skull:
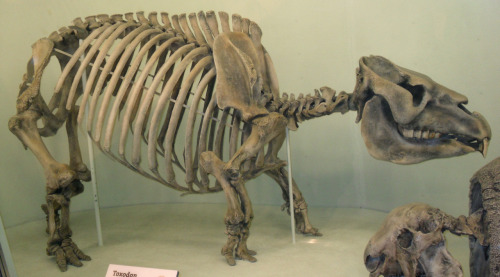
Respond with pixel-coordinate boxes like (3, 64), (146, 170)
(352, 56), (491, 164)
(364, 203), (473, 277)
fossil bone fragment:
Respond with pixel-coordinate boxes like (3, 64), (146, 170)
(469, 157), (500, 277)
(364, 203), (480, 277)
(8, 11), (491, 271)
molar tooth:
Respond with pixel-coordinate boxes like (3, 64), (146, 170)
(429, 131), (436, 139)
(414, 130), (421, 139)
(435, 133), (441, 138)
(422, 130), (429, 139)
(403, 129), (413, 138)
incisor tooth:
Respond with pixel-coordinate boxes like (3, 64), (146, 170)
(480, 138), (489, 157)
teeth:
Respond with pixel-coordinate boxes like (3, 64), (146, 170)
(400, 128), (444, 140)
(403, 129), (414, 138)
(414, 130), (422, 139)
(422, 130), (429, 139)
(399, 127), (488, 157)
(480, 138), (489, 157)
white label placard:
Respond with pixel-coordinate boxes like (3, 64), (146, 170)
(105, 264), (178, 277)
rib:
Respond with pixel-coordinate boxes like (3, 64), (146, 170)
(197, 92), (218, 187)
(54, 24), (108, 95)
(93, 28), (162, 144)
(128, 43), (195, 167)
(66, 22), (117, 112)
(103, 34), (176, 152)
(184, 67), (216, 188)
(145, 46), (209, 181)
(88, 24), (150, 142)
(229, 111), (241, 158)
(163, 56), (213, 188)
(83, 21), (139, 133)
(75, 21), (137, 123)
(214, 108), (230, 160)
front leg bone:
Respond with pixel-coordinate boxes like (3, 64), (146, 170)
(46, 182), (90, 272)
(199, 151), (245, 266)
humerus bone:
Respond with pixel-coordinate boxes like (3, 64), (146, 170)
(8, 11), (491, 271)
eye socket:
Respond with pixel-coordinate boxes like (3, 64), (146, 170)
(400, 83), (425, 107)
(397, 228), (414, 249)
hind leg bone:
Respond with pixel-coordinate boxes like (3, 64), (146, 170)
(200, 151), (250, 266)
(266, 167), (322, 236)
(201, 112), (287, 265)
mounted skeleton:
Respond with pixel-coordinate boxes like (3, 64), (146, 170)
(8, 11), (491, 271)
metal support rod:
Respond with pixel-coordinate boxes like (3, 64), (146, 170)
(80, 40), (103, 247)
(286, 127), (296, 244)
(86, 103), (104, 247)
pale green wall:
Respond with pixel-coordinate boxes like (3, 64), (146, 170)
(1, 0), (499, 228)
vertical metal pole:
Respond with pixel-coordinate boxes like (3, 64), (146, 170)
(80, 40), (103, 246)
(285, 128), (296, 244)
(85, 108), (104, 246)
(0, 215), (17, 277)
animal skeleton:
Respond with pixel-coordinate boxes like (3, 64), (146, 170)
(8, 11), (491, 271)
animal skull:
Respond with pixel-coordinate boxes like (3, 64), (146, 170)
(364, 203), (475, 277)
(352, 56), (491, 164)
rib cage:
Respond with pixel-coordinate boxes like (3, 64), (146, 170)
(51, 11), (262, 194)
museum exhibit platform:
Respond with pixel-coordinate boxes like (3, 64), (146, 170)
(5, 203), (469, 276)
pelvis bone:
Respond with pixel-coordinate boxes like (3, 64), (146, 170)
(364, 203), (479, 277)
(352, 56), (491, 164)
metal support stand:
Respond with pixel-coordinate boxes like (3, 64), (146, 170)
(80, 41), (103, 247)
(285, 127), (296, 244)
(85, 105), (104, 247)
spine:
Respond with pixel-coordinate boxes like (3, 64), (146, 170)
(268, 87), (353, 129)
